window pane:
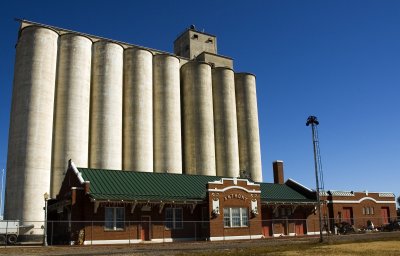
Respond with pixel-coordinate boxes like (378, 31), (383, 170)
(232, 208), (240, 227)
(105, 207), (114, 230)
(165, 208), (173, 229)
(175, 208), (183, 229)
(241, 208), (248, 226)
(116, 208), (124, 229)
(224, 208), (230, 227)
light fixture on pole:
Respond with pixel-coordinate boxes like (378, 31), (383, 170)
(306, 115), (324, 243)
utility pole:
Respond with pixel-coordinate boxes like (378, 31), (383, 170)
(306, 116), (323, 242)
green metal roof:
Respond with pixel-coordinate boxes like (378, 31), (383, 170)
(80, 168), (221, 201)
(78, 168), (315, 203)
(259, 183), (315, 203)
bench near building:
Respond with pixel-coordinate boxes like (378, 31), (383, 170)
(49, 161), (396, 245)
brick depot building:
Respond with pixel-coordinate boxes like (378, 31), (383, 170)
(321, 190), (396, 229)
(49, 161), (396, 245)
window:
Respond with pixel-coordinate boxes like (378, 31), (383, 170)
(165, 208), (183, 229)
(366, 207), (370, 215)
(105, 207), (124, 231)
(224, 207), (248, 227)
(362, 207), (366, 215)
(192, 34), (198, 39)
(370, 207), (374, 215)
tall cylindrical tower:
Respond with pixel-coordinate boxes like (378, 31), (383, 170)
(90, 41), (123, 170)
(123, 48), (153, 172)
(153, 54), (182, 173)
(5, 26), (59, 225)
(181, 61), (216, 176)
(51, 34), (92, 197)
(235, 73), (262, 182)
(212, 67), (240, 177)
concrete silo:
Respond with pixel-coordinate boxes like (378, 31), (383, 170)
(5, 26), (58, 227)
(123, 48), (153, 172)
(212, 67), (240, 177)
(235, 73), (262, 182)
(153, 54), (182, 173)
(51, 34), (92, 197)
(90, 41), (123, 170)
(181, 61), (216, 176)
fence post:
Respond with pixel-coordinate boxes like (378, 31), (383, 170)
(194, 221), (197, 241)
(128, 221), (131, 246)
(271, 220), (274, 237)
(249, 220), (251, 240)
(91, 221), (93, 246)
(5, 220), (8, 248)
(50, 221), (54, 245)
(223, 222), (225, 242)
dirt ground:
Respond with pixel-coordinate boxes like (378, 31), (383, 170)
(1, 232), (399, 256)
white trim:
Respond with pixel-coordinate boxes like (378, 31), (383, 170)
(329, 190), (355, 197)
(379, 193), (395, 197)
(286, 178), (313, 192)
(151, 237), (195, 243)
(208, 186), (261, 193)
(83, 238), (196, 245)
(208, 178), (260, 187)
(306, 231), (328, 235)
(83, 239), (142, 245)
(271, 233), (296, 237)
(328, 197), (396, 204)
(209, 235), (263, 241)
(71, 162), (85, 184)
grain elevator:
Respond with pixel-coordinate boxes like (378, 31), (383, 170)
(5, 21), (262, 236)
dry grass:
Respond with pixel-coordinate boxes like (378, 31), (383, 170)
(2, 233), (400, 255)
(177, 239), (400, 256)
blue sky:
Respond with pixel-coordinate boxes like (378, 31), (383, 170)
(1, 0), (399, 211)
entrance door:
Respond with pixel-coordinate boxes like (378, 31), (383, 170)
(295, 220), (304, 235)
(342, 207), (353, 224)
(381, 207), (390, 224)
(262, 225), (270, 237)
(141, 216), (151, 241)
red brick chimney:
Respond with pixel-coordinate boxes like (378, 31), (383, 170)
(273, 160), (284, 184)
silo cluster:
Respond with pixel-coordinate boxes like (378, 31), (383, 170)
(5, 23), (263, 227)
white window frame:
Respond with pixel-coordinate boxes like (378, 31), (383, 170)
(165, 208), (183, 230)
(104, 207), (125, 231)
(223, 207), (248, 228)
